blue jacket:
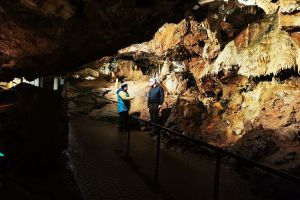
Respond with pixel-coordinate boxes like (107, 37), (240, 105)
(117, 88), (131, 113)
(148, 86), (164, 107)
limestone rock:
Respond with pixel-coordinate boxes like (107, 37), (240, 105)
(225, 81), (300, 140)
(212, 17), (300, 77)
(160, 59), (171, 80)
(148, 20), (189, 55)
(279, 0), (300, 13)
(279, 12), (300, 30)
(278, 0), (300, 29)
(113, 60), (145, 81)
(255, 0), (279, 15)
(119, 19), (206, 58)
(232, 128), (279, 160)
(237, 0), (278, 14)
(69, 68), (99, 79)
(202, 20), (221, 62)
(164, 72), (187, 95)
(113, 60), (134, 79)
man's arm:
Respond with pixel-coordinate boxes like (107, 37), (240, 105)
(119, 91), (134, 100)
(159, 87), (164, 107)
(147, 89), (151, 108)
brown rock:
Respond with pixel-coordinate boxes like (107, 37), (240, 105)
(231, 128), (279, 161)
(290, 32), (300, 46)
(148, 20), (189, 55)
(234, 23), (260, 51)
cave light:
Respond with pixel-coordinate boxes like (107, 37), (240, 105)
(22, 78), (40, 87)
(53, 77), (59, 90)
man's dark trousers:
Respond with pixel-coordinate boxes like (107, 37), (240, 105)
(149, 103), (160, 135)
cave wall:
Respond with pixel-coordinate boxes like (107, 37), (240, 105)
(63, 0), (300, 173)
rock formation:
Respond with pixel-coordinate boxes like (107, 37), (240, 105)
(62, 0), (300, 176)
(0, 0), (197, 81)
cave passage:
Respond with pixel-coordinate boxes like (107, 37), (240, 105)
(68, 116), (266, 200)
(1, 0), (300, 199)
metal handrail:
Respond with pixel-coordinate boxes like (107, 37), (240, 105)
(130, 115), (300, 184)
(127, 115), (300, 200)
(102, 97), (300, 199)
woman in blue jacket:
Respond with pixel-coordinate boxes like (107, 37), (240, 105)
(117, 83), (134, 131)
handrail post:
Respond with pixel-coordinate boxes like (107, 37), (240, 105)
(213, 150), (221, 200)
(154, 128), (161, 184)
(129, 116), (300, 189)
(126, 119), (131, 158)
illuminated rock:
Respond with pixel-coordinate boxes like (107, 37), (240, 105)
(278, 0), (300, 29)
(164, 72), (187, 95)
(279, 0), (300, 13)
(69, 68), (99, 80)
(279, 12), (300, 29)
(211, 17), (300, 77)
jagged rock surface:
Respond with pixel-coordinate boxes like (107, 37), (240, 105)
(0, 0), (196, 81)
(63, 1), (300, 175)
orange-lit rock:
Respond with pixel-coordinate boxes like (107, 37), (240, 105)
(57, 0), (300, 176)
(234, 23), (260, 51)
(290, 32), (300, 46)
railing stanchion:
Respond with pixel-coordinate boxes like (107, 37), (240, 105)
(213, 150), (221, 200)
(126, 121), (131, 158)
(128, 115), (300, 194)
(154, 129), (161, 184)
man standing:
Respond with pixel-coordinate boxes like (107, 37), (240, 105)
(117, 82), (134, 131)
(148, 78), (164, 134)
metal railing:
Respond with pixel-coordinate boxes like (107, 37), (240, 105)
(100, 97), (300, 199)
(127, 115), (300, 200)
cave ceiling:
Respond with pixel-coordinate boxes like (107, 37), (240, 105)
(0, 0), (196, 80)
(0, 0), (300, 81)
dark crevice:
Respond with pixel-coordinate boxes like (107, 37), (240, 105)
(276, 67), (300, 81)
(252, 67), (300, 83)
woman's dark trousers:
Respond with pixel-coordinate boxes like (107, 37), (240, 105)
(119, 111), (129, 131)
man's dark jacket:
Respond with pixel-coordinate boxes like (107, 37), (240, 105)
(148, 86), (164, 107)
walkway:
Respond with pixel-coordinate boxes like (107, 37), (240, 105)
(68, 116), (267, 200)
(68, 117), (157, 200)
